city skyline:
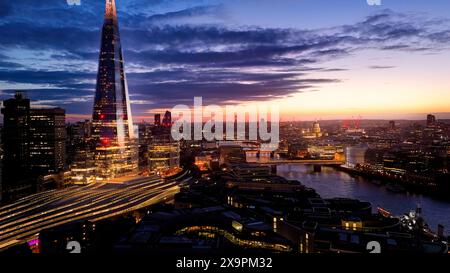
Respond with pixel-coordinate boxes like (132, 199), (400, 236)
(1, 0), (450, 122)
(0, 1), (449, 256)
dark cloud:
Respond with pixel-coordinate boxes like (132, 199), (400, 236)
(0, 23), (99, 52)
(121, 26), (295, 50)
(0, 61), (23, 69)
(381, 45), (409, 50)
(0, 70), (94, 86)
(368, 65), (395, 69)
(125, 46), (317, 66)
(144, 5), (224, 23)
(362, 12), (391, 24)
(123, 69), (339, 107)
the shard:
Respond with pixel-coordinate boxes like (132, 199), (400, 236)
(92, 0), (137, 179)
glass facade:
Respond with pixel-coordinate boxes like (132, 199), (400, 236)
(92, 0), (137, 179)
(148, 142), (180, 175)
(29, 108), (66, 174)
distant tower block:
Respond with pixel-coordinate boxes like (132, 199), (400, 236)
(154, 114), (161, 126)
(162, 111), (172, 127)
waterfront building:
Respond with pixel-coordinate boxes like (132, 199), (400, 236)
(307, 144), (344, 160)
(288, 143), (309, 159)
(345, 144), (369, 168)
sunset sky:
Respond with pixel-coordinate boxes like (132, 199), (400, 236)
(1, 0), (450, 121)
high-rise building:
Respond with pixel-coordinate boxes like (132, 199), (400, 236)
(137, 123), (153, 170)
(138, 123), (153, 145)
(427, 114), (436, 127)
(67, 120), (92, 146)
(66, 120), (93, 165)
(1, 93), (67, 201)
(91, 0), (137, 179)
(1, 92), (32, 200)
(162, 111), (172, 127)
(154, 114), (161, 126)
(148, 134), (180, 176)
(70, 149), (96, 185)
(1, 92), (30, 173)
(29, 108), (66, 174)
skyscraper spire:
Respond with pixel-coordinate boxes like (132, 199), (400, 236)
(92, 0), (137, 179)
(105, 0), (117, 21)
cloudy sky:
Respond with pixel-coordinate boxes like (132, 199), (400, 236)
(1, 0), (450, 121)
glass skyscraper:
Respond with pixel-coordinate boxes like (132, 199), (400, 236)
(92, 0), (137, 179)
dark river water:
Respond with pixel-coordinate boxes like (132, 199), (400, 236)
(277, 164), (450, 234)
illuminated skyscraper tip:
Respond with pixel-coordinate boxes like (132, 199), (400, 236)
(92, 0), (137, 179)
(105, 0), (117, 20)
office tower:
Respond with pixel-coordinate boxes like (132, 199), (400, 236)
(138, 123), (153, 145)
(427, 114), (436, 127)
(29, 108), (66, 174)
(154, 114), (161, 126)
(1, 93), (66, 200)
(91, 0), (137, 179)
(162, 111), (172, 127)
(70, 149), (96, 185)
(1, 92), (32, 200)
(1, 92), (30, 172)
(148, 134), (180, 176)
(66, 120), (93, 165)
(67, 120), (92, 146)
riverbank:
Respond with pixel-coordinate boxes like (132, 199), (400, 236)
(276, 164), (450, 234)
(334, 165), (450, 201)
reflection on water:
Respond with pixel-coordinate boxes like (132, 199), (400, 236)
(277, 164), (450, 233)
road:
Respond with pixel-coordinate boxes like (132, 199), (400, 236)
(0, 172), (190, 250)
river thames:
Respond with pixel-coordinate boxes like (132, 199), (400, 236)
(277, 164), (450, 234)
